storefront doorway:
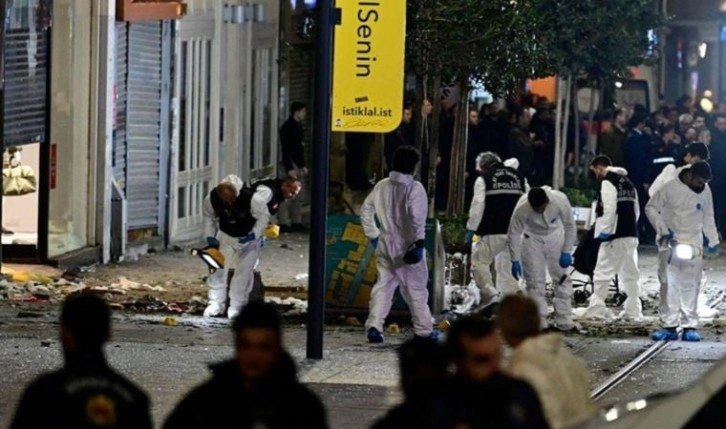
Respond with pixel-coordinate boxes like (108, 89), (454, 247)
(1, 0), (52, 263)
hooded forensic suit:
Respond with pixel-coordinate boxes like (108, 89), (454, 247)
(508, 188), (577, 329)
(202, 176), (285, 319)
(646, 173), (719, 329)
(506, 334), (595, 429)
(585, 167), (642, 320)
(650, 163), (689, 320)
(361, 171), (433, 337)
(467, 159), (527, 303)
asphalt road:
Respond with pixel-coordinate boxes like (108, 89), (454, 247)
(1, 305), (725, 429)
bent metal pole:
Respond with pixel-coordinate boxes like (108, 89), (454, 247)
(307, 0), (333, 360)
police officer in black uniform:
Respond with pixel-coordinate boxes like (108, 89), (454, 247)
(466, 152), (527, 306)
(203, 176), (302, 319)
(584, 155), (643, 321)
(11, 295), (152, 429)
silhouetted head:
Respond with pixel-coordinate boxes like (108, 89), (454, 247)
(681, 161), (712, 194)
(398, 337), (449, 400)
(216, 182), (238, 206)
(281, 177), (302, 200)
(392, 145), (420, 175)
(496, 295), (541, 348)
(232, 302), (283, 381)
(447, 316), (500, 383)
(589, 155), (612, 180)
(290, 102), (307, 121)
(61, 294), (111, 354)
(527, 187), (550, 214)
(684, 143), (710, 164)
(475, 152), (501, 174)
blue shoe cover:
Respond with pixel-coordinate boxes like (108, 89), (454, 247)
(682, 329), (701, 342)
(367, 327), (384, 343)
(651, 328), (678, 341)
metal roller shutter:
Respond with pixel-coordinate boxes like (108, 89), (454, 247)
(114, 22), (128, 188)
(126, 22), (163, 229)
(4, 27), (49, 146)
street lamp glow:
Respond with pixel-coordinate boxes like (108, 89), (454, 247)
(615, 81), (623, 88)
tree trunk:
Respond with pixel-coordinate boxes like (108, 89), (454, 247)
(573, 80), (581, 187)
(559, 75), (572, 189)
(554, 77), (564, 190)
(428, 72), (442, 217)
(446, 80), (469, 216)
(585, 84), (599, 167)
(415, 74), (425, 154)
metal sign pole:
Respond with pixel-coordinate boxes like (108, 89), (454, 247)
(306, 0), (333, 360)
(0, 0), (6, 271)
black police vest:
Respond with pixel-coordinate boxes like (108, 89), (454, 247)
(595, 171), (638, 241)
(210, 179), (285, 238)
(476, 164), (526, 236)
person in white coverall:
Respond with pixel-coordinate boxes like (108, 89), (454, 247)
(466, 153), (528, 305)
(362, 146), (433, 343)
(203, 175), (301, 319)
(648, 143), (711, 322)
(507, 187), (577, 331)
(584, 156), (642, 321)
(646, 162), (720, 342)
(498, 295), (595, 429)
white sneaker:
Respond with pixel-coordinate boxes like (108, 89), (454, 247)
(203, 302), (226, 318)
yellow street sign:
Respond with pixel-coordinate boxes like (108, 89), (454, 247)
(331, 0), (406, 133)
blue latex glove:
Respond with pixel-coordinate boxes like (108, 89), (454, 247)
(403, 246), (425, 265)
(511, 261), (522, 280)
(206, 236), (220, 249)
(465, 230), (475, 246)
(559, 252), (573, 268)
(259, 237), (267, 248)
(707, 246), (719, 257)
(597, 232), (611, 241)
(239, 233), (256, 245)
(370, 237), (379, 249)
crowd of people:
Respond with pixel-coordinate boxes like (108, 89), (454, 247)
(385, 93), (726, 246)
(11, 294), (596, 429)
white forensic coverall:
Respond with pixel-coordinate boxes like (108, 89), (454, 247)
(508, 188), (577, 329)
(202, 175), (273, 319)
(467, 159), (528, 303)
(649, 163), (689, 320)
(362, 171), (433, 337)
(586, 167), (642, 320)
(506, 334), (595, 429)
(646, 176), (719, 329)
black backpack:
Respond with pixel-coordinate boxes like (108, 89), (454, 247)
(573, 227), (601, 277)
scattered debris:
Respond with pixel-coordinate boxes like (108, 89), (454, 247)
(386, 323), (400, 334)
(40, 340), (52, 347)
(163, 317), (179, 326)
(294, 273), (309, 281)
(17, 311), (43, 318)
(445, 282), (481, 315)
(344, 316), (361, 326)
(265, 296), (308, 315)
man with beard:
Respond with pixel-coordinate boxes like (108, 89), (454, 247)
(646, 162), (720, 342)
